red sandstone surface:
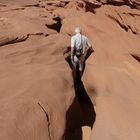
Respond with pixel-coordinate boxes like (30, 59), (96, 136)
(0, 0), (140, 140)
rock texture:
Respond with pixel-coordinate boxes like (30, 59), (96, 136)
(0, 0), (140, 140)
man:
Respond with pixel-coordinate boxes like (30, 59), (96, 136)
(71, 27), (93, 78)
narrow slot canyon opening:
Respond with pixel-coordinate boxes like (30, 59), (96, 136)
(45, 16), (62, 33)
(63, 47), (96, 140)
(53, 16), (62, 33)
(84, 1), (97, 14)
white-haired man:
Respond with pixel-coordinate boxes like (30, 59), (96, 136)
(71, 27), (93, 77)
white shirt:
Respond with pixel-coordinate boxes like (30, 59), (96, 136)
(71, 33), (91, 53)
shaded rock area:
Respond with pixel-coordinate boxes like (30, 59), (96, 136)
(0, 0), (140, 140)
(131, 54), (140, 62)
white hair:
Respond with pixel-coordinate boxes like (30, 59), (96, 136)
(75, 27), (81, 34)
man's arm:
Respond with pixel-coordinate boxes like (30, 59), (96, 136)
(87, 38), (92, 48)
(71, 37), (75, 61)
(83, 38), (92, 56)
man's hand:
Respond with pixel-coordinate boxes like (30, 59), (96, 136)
(89, 46), (94, 53)
(71, 54), (74, 62)
(71, 47), (74, 62)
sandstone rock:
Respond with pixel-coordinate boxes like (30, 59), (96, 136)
(0, 34), (28, 47)
(0, 0), (140, 140)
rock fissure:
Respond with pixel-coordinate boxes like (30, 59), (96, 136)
(45, 16), (62, 33)
(38, 102), (52, 140)
(0, 4), (6, 7)
(0, 7), (25, 12)
(65, 70), (96, 140)
(0, 32), (47, 47)
(22, 4), (40, 7)
(74, 70), (96, 126)
(64, 49), (96, 140)
(0, 35), (29, 47)
(122, 12), (140, 17)
(84, 0), (100, 14)
(101, 0), (139, 9)
(131, 54), (140, 62)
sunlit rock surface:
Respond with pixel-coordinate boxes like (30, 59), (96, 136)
(0, 0), (140, 140)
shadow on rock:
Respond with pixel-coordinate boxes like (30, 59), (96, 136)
(63, 46), (95, 140)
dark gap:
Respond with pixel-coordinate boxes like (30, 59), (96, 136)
(131, 54), (140, 63)
(106, 0), (126, 6)
(28, 32), (44, 36)
(53, 16), (62, 33)
(45, 16), (62, 33)
(47, 1), (70, 8)
(107, 14), (138, 35)
(0, 36), (29, 47)
(64, 1), (70, 7)
(128, 25), (138, 35)
(127, 1), (138, 9)
(64, 47), (95, 140)
(38, 102), (52, 140)
(0, 4), (7, 7)
(11, 7), (25, 11)
(102, 0), (138, 9)
(122, 12), (140, 17)
(74, 67), (96, 128)
(84, 1), (97, 14)
(47, 3), (53, 6)
(107, 14), (128, 32)
(22, 4), (40, 7)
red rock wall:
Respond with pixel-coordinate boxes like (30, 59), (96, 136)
(0, 0), (140, 140)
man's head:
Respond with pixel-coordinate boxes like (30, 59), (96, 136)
(75, 27), (81, 34)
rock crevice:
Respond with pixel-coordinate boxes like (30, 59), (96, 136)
(38, 102), (52, 140)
